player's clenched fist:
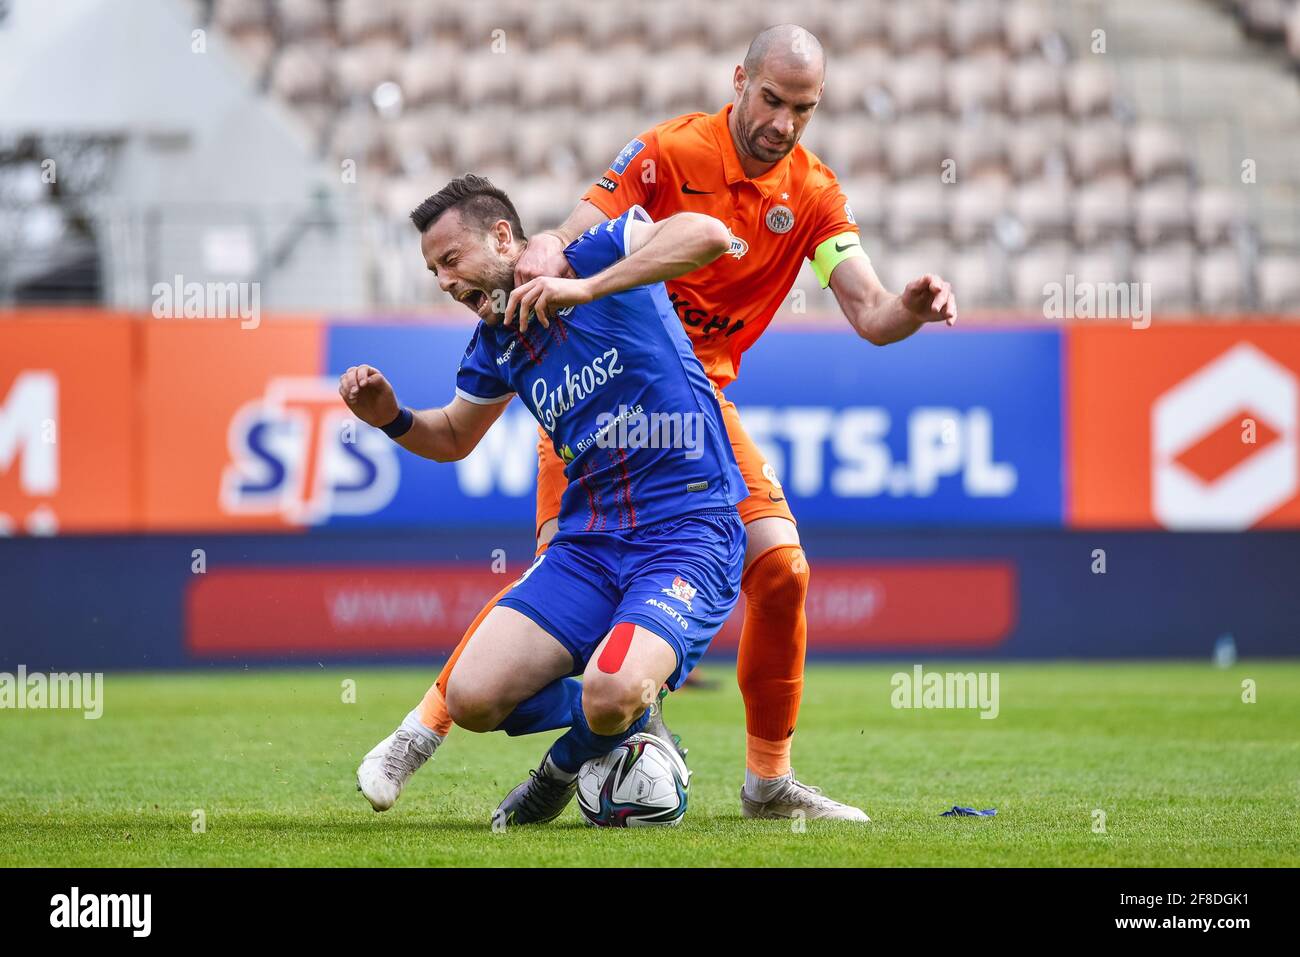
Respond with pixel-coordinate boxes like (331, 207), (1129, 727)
(901, 273), (958, 326)
(338, 364), (400, 428)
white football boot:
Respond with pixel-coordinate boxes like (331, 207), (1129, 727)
(356, 727), (440, 812)
(741, 771), (870, 822)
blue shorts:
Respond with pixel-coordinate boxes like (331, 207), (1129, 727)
(497, 508), (745, 689)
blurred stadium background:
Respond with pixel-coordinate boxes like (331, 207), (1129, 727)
(1, 0), (1298, 669)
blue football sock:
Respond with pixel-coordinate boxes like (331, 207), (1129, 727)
(494, 677), (583, 737)
(548, 697), (650, 775)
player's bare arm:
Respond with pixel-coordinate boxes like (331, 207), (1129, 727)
(513, 199), (609, 285)
(828, 254), (958, 347)
(506, 212), (731, 331)
(338, 364), (510, 462)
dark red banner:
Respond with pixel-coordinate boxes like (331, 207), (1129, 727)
(186, 561), (1016, 658)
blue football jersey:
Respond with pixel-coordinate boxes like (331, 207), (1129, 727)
(455, 207), (745, 532)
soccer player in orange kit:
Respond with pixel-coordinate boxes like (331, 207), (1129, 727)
(358, 24), (956, 820)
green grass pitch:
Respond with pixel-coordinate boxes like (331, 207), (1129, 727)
(2, 662), (1297, 867)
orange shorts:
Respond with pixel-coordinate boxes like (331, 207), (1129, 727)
(533, 388), (795, 537)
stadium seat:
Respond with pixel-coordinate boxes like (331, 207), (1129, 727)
(885, 52), (948, 115)
(1134, 243), (1198, 311)
(1010, 242), (1072, 311)
(1064, 61), (1115, 119)
(1009, 115), (1068, 181)
(1289, 4), (1300, 63)
(274, 0), (333, 44)
(1197, 247), (1250, 312)
(387, 108), (451, 172)
(822, 117), (887, 176)
(946, 52), (1009, 115)
(518, 44), (585, 110)
(1256, 251), (1300, 310)
(822, 48), (891, 115)
(1193, 186), (1247, 247)
(579, 45), (647, 110)
(337, 0), (401, 46)
(1014, 176), (1073, 243)
(1067, 116), (1128, 183)
(840, 175), (889, 232)
(400, 42), (463, 109)
(1071, 241), (1134, 289)
(641, 51), (709, 113)
(949, 115), (1011, 181)
(887, 0), (950, 56)
(948, 243), (1006, 308)
(213, 0), (271, 33)
(1128, 122), (1192, 184)
(951, 173), (1012, 244)
(449, 109), (517, 170)
(886, 115), (949, 179)
(821, 0), (887, 55)
(1007, 58), (1066, 117)
(886, 177), (949, 244)
(949, 0), (1005, 56)
(879, 240), (953, 295)
(1003, 0), (1053, 57)
(269, 42), (334, 105)
(1135, 180), (1195, 246)
(334, 40), (402, 103)
(458, 50), (519, 108)
(1073, 179), (1134, 245)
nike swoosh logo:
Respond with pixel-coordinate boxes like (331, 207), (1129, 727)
(835, 240), (860, 253)
(768, 491), (786, 503)
(681, 182), (713, 194)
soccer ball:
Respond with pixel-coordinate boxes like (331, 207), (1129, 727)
(576, 733), (691, 827)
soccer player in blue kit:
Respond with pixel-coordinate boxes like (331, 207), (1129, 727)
(340, 174), (746, 826)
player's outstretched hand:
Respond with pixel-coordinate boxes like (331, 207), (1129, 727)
(506, 276), (593, 333)
(338, 364), (400, 428)
(513, 231), (569, 286)
(901, 274), (958, 326)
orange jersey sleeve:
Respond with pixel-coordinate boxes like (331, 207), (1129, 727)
(579, 127), (665, 219)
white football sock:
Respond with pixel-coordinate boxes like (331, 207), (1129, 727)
(744, 768), (790, 798)
(400, 709), (442, 746)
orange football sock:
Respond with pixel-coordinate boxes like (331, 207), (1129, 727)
(417, 580), (515, 737)
(736, 543), (810, 778)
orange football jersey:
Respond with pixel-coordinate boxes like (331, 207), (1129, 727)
(579, 104), (861, 388)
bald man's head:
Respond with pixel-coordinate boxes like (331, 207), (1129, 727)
(730, 24), (826, 168)
(743, 24), (826, 82)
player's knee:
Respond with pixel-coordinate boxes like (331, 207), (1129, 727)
(743, 545), (810, 609)
(444, 679), (501, 733)
(581, 674), (645, 736)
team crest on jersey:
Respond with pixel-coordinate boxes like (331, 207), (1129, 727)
(727, 232), (749, 260)
(766, 204), (795, 234)
(662, 576), (697, 611)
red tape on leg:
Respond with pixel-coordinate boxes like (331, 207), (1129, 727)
(597, 622), (637, 674)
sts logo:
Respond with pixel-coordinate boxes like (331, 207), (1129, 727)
(220, 377), (400, 525)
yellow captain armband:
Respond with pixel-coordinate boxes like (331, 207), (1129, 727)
(810, 232), (869, 288)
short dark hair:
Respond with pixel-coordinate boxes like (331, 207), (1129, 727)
(409, 173), (526, 240)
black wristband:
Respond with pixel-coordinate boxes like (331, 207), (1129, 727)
(380, 407), (414, 439)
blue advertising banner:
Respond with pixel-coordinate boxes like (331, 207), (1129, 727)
(325, 323), (1063, 529)
(723, 326), (1064, 525)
